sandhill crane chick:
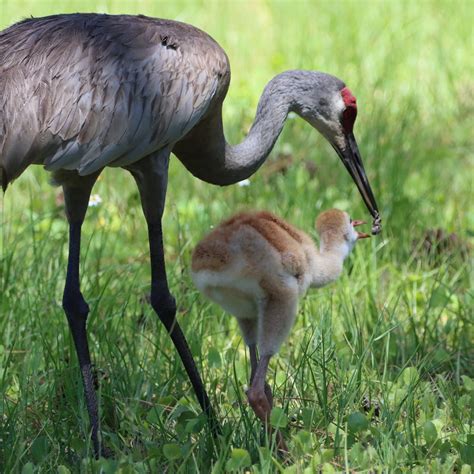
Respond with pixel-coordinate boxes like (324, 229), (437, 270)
(191, 209), (369, 430)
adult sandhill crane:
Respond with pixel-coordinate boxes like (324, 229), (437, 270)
(0, 13), (381, 456)
(191, 209), (370, 451)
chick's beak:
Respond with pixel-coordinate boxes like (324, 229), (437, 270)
(352, 219), (370, 239)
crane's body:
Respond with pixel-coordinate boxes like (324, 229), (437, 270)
(0, 13), (230, 188)
(0, 13), (381, 457)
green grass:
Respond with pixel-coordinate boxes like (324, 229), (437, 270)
(1, 0), (473, 472)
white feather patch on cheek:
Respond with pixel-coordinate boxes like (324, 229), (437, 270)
(332, 93), (347, 118)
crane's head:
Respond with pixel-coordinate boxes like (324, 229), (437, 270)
(289, 71), (381, 234)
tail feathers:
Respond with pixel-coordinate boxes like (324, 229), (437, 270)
(0, 166), (8, 192)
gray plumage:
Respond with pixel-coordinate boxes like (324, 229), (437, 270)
(0, 13), (229, 186)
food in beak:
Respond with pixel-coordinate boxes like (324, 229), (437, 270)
(371, 214), (382, 235)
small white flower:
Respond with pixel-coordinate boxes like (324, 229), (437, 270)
(288, 112), (297, 120)
(88, 194), (102, 207)
(237, 179), (251, 187)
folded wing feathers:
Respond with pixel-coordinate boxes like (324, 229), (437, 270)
(0, 67), (40, 175)
(1, 14), (226, 178)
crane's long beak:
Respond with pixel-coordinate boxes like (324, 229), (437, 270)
(334, 132), (382, 234)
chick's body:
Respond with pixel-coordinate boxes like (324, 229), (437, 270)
(191, 208), (367, 449)
(192, 209), (356, 355)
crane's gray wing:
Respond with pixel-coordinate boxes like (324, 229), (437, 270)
(0, 14), (228, 178)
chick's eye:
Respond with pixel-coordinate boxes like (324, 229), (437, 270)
(350, 218), (353, 224)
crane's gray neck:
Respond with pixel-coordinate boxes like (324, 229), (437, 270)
(173, 73), (295, 185)
(222, 76), (291, 182)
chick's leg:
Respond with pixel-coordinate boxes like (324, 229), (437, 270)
(246, 353), (272, 423)
(248, 344), (273, 408)
(250, 295), (298, 453)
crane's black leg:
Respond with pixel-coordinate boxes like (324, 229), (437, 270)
(128, 154), (219, 435)
(60, 171), (105, 458)
(147, 221), (219, 434)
